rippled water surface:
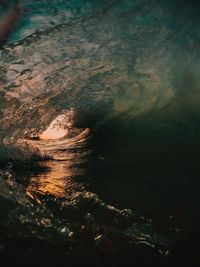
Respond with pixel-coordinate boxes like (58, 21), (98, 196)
(0, 0), (200, 266)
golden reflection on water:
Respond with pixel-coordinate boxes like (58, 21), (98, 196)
(25, 109), (91, 198)
(27, 160), (85, 198)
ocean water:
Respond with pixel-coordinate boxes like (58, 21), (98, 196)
(0, 0), (200, 266)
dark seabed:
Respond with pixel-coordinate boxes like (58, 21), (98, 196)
(0, 0), (200, 266)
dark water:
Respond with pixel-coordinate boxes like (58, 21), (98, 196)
(0, 0), (200, 266)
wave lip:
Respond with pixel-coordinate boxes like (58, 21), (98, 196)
(17, 109), (92, 161)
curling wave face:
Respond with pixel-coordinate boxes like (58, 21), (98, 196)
(0, 0), (199, 141)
